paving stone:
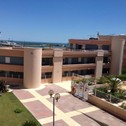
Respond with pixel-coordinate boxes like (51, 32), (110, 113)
(13, 83), (126, 126)
(23, 100), (52, 119)
(13, 89), (34, 100)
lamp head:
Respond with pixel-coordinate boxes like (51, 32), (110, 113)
(48, 90), (54, 98)
(55, 93), (60, 102)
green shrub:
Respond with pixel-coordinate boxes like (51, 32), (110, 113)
(96, 76), (109, 84)
(95, 90), (107, 98)
(22, 120), (39, 126)
(96, 87), (108, 93)
(87, 77), (95, 85)
(0, 80), (6, 93)
(116, 74), (126, 81)
(74, 77), (95, 85)
(14, 108), (23, 113)
(114, 89), (126, 100)
(121, 69), (126, 74)
(74, 79), (81, 84)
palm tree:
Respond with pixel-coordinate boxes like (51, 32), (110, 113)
(107, 76), (121, 94)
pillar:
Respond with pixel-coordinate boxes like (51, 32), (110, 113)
(95, 50), (104, 78)
(110, 38), (125, 75)
(24, 48), (42, 88)
(53, 49), (63, 83)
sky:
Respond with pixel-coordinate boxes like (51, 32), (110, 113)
(0, 0), (126, 43)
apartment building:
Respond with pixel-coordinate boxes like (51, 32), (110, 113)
(0, 35), (125, 88)
(98, 34), (126, 69)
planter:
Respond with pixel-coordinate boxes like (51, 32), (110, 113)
(88, 94), (126, 121)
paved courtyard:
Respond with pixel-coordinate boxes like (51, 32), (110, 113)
(13, 81), (126, 126)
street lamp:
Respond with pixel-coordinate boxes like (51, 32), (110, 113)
(48, 90), (60, 126)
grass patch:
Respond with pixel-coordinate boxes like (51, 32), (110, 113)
(0, 92), (41, 126)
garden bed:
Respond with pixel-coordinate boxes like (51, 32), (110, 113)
(88, 94), (126, 121)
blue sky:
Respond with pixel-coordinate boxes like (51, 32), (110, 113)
(0, 0), (126, 43)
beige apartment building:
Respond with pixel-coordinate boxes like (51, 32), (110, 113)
(98, 34), (126, 69)
(0, 34), (125, 88)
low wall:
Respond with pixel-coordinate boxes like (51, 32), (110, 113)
(88, 95), (126, 121)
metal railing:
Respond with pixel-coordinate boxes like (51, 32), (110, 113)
(94, 89), (123, 104)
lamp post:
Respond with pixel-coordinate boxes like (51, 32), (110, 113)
(48, 90), (60, 126)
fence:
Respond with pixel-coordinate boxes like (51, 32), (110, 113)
(71, 75), (124, 104)
(94, 89), (123, 104)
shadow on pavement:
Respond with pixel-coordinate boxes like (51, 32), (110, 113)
(78, 111), (109, 126)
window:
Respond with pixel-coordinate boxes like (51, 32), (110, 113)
(78, 58), (81, 63)
(86, 69), (95, 75)
(0, 56), (5, 64)
(102, 45), (110, 50)
(71, 70), (78, 75)
(103, 57), (108, 63)
(63, 58), (69, 64)
(85, 44), (98, 50)
(0, 56), (23, 65)
(63, 69), (95, 77)
(102, 68), (109, 74)
(62, 71), (72, 77)
(82, 57), (95, 64)
(10, 57), (23, 65)
(41, 72), (52, 78)
(42, 58), (53, 66)
(76, 70), (94, 76)
(62, 71), (68, 77)
(103, 57), (111, 63)
(76, 44), (82, 50)
(0, 71), (23, 78)
(72, 58), (78, 64)
(87, 57), (95, 63)
(62, 71), (78, 77)
(5, 57), (10, 63)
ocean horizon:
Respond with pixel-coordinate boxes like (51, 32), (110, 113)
(0, 39), (68, 48)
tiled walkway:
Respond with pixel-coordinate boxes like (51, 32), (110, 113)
(13, 81), (126, 126)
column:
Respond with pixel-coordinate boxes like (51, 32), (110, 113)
(110, 38), (125, 75)
(53, 49), (63, 83)
(24, 48), (42, 88)
(95, 50), (104, 78)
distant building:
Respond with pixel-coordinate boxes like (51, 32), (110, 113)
(0, 34), (125, 88)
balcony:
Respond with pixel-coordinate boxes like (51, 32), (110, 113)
(0, 64), (23, 72)
(42, 66), (53, 72)
(62, 63), (96, 71)
(42, 50), (54, 57)
(63, 50), (97, 57)
(0, 77), (23, 85)
(0, 49), (24, 57)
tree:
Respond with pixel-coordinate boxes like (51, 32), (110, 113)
(107, 76), (121, 94)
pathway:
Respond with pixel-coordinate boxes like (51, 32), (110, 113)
(13, 81), (126, 126)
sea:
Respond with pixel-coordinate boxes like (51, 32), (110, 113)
(0, 40), (68, 48)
